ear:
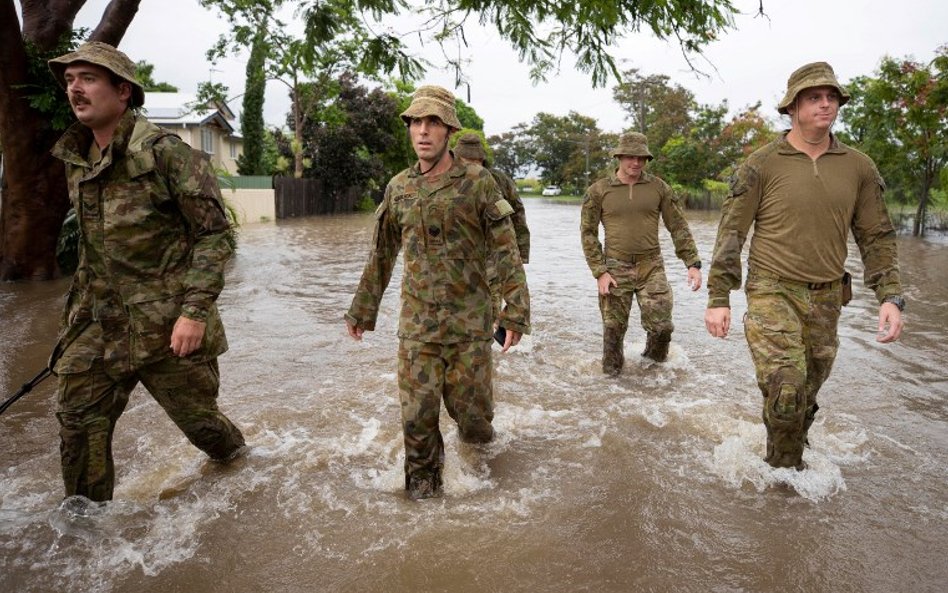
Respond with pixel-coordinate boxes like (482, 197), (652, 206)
(118, 81), (133, 104)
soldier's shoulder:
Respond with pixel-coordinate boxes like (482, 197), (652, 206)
(836, 139), (879, 169)
(743, 137), (784, 167)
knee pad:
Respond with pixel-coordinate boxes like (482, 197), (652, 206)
(764, 368), (806, 430)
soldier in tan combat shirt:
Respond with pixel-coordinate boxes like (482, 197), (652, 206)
(580, 133), (702, 375)
(345, 86), (530, 500)
(705, 62), (905, 471)
(47, 42), (245, 503)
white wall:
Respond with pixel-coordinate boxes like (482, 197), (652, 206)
(222, 188), (274, 225)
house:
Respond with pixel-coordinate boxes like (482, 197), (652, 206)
(143, 92), (243, 174)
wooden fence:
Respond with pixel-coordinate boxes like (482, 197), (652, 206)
(274, 177), (362, 219)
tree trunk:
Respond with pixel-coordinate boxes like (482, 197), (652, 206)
(0, 0), (141, 280)
(914, 167), (932, 238)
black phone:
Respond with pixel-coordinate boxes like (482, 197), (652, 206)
(493, 326), (507, 347)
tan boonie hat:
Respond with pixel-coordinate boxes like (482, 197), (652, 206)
(454, 133), (487, 162)
(611, 132), (653, 160)
(776, 61), (850, 115)
(400, 85), (462, 129)
(49, 41), (145, 108)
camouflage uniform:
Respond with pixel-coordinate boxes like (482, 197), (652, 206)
(708, 65), (902, 468)
(581, 151), (700, 373)
(48, 44), (244, 501)
(346, 158), (530, 495)
(454, 133), (531, 320)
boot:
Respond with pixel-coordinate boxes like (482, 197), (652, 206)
(602, 326), (625, 376)
(642, 331), (672, 362)
(406, 469), (443, 500)
(802, 404), (819, 447)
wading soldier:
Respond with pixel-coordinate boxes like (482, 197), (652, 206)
(580, 133), (702, 375)
(345, 86), (530, 500)
(454, 132), (530, 321)
(704, 62), (904, 470)
(48, 42), (246, 502)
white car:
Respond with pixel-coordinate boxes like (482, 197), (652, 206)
(541, 185), (562, 196)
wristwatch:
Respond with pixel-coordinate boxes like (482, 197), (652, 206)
(688, 261), (702, 270)
(883, 295), (905, 312)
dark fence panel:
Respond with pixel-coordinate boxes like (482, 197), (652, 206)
(274, 178), (364, 218)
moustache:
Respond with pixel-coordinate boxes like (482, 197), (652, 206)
(70, 95), (89, 107)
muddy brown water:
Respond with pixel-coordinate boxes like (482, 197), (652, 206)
(1, 202), (945, 592)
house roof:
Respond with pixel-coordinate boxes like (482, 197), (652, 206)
(143, 92), (240, 136)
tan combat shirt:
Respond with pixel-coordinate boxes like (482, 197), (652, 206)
(707, 134), (902, 307)
(580, 170), (700, 279)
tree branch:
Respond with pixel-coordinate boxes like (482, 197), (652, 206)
(90, 0), (143, 46)
(21, 0), (85, 48)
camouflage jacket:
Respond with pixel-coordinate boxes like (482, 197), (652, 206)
(345, 160), (530, 343)
(489, 169), (530, 263)
(581, 170), (699, 279)
(50, 110), (232, 374)
(707, 134), (902, 308)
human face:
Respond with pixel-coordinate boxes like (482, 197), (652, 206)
(788, 85), (840, 132)
(409, 116), (452, 165)
(617, 155), (648, 181)
(64, 62), (131, 133)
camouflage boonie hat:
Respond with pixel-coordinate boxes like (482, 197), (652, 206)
(49, 41), (145, 108)
(776, 61), (850, 115)
(454, 133), (487, 162)
(400, 85), (462, 129)
(611, 132), (653, 160)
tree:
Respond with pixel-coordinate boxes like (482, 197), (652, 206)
(275, 71), (400, 203)
(612, 68), (696, 155)
(135, 60), (178, 92)
(2, 0), (740, 280)
(518, 111), (611, 191)
(840, 47), (948, 236)
(236, 30), (268, 175)
(488, 130), (532, 177)
(0, 0), (141, 280)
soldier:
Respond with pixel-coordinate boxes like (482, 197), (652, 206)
(580, 133), (702, 375)
(453, 132), (530, 321)
(47, 42), (246, 503)
(345, 86), (530, 500)
(704, 62), (904, 470)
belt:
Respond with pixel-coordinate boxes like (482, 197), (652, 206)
(606, 248), (661, 264)
(749, 268), (840, 291)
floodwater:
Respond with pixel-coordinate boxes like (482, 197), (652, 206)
(1, 201), (945, 593)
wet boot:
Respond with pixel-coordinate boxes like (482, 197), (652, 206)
(406, 468), (443, 500)
(642, 331), (672, 363)
(459, 422), (494, 444)
(602, 326), (625, 377)
(802, 404), (819, 448)
(763, 401), (807, 471)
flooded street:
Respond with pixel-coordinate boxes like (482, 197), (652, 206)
(1, 200), (946, 593)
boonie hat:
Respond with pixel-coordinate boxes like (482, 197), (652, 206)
(776, 61), (850, 115)
(611, 132), (653, 160)
(49, 41), (146, 108)
(400, 85), (462, 129)
(454, 133), (487, 162)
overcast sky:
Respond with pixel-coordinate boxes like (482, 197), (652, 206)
(70, 0), (947, 136)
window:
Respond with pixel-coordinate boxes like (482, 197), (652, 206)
(201, 127), (215, 154)
(229, 140), (238, 159)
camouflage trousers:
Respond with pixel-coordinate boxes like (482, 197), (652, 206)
(56, 356), (245, 502)
(397, 339), (494, 489)
(743, 269), (841, 469)
(599, 254), (674, 374)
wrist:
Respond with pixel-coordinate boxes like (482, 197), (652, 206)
(882, 295), (905, 312)
(688, 261), (701, 270)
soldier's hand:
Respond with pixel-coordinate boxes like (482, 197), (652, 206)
(687, 267), (703, 291)
(346, 320), (364, 341)
(877, 303), (903, 343)
(171, 316), (206, 357)
(597, 272), (618, 295)
(704, 307), (731, 338)
(501, 329), (522, 353)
